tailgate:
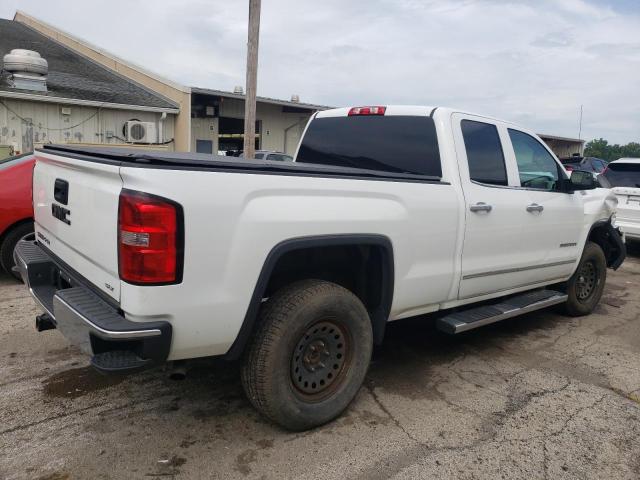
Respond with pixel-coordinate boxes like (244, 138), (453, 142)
(33, 151), (122, 301)
(612, 187), (640, 223)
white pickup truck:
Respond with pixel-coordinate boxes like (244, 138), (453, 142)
(16, 105), (625, 430)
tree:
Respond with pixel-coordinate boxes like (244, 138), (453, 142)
(584, 138), (640, 161)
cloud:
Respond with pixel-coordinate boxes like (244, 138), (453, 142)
(0, 0), (638, 143)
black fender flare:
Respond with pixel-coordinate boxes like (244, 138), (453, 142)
(587, 219), (626, 270)
(225, 234), (395, 360)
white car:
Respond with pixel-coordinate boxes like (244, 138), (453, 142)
(16, 105), (625, 430)
(598, 158), (640, 241)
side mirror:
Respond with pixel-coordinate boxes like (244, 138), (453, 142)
(569, 170), (598, 191)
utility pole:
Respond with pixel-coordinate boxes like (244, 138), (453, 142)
(578, 104), (583, 140)
(243, 0), (261, 160)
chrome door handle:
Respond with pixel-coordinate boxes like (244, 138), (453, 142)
(470, 202), (492, 213)
(526, 203), (544, 213)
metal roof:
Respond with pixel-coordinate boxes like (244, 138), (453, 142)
(191, 86), (331, 111)
(0, 18), (179, 112)
(537, 133), (585, 144)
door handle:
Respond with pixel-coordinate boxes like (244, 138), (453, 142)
(526, 203), (544, 213)
(470, 202), (492, 213)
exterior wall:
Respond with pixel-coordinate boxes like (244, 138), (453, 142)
(191, 117), (218, 153)
(14, 11), (192, 152)
(0, 98), (176, 153)
(192, 98), (313, 155)
(540, 138), (584, 158)
(257, 102), (312, 155)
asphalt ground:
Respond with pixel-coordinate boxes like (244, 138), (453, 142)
(1, 244), (639, 479)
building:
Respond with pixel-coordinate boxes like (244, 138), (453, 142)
(2, 11), (328, 157)
(0, 17), (179, 155)
(190, 88), (328, 155)
(538, 134), (585, 158)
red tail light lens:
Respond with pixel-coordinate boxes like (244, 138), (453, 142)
(118, 189), (183, 285)
(565, 165), (574, 172)
(348, 106), (386, 116)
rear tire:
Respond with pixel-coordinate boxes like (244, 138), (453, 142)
(563, 241), (607, 316)
(0, 222), (34, 281)
(241, 279), (373, 431)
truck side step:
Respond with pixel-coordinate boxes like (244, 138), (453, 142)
(436, 289), (568, 334)
(91, 350), (150, 373)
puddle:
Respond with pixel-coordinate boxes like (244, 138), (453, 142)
(43, 366), (126, 399)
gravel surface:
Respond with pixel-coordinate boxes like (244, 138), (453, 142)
(1, 246), (639, 479)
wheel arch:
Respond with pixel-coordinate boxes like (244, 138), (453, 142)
(225, 234), (395, 360)
(587, 219), (626, 270)
(0, 217), (34, 248)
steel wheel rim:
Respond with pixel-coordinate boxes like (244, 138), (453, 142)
(290, 320), (351, 401)
(576, 260), (598, 301)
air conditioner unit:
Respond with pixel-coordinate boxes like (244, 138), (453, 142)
(125, 121), (156, 143)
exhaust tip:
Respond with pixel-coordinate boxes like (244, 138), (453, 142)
(168, 361), (187, 381)
(35, 313), (56, 332)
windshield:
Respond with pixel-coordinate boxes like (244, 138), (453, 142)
(601, 162), (640, 188)
(296, 115), (442, 177)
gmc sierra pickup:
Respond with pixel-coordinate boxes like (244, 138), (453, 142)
(16, 105), (625, 431)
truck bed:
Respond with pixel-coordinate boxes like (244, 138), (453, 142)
(41, 144), (443, 184)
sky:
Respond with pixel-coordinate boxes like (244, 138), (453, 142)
(1, 0), (638, 144)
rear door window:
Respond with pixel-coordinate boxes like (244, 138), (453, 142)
(601, 162), (640, 188)
(460, 120), (508, 186)
(296, 115), (442, 177)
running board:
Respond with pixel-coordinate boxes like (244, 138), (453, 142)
(436, 290), (568, 334)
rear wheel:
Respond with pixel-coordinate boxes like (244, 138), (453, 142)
(563, 241), (607, 316)
(1, 222), (34, 281)
(241, 279), (373, 431)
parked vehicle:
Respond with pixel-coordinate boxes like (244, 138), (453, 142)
(253, 150), (294, 162)
(598, 158), (640, 241)
(0, 153), (34, 279)
(16, 106), (625, 431)
(559, 156), (607, 178)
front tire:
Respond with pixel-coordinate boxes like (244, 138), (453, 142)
(563, 241), (607, 316)
(241, 279), (373, 431)
(1, 222), (34, 281)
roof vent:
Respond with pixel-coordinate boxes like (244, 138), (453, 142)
(233, 85), (244, 94)
(290, 94), (300, 103)
(2, 49), (48, 92)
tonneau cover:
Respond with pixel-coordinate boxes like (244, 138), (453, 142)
(39, 144), (442, 183)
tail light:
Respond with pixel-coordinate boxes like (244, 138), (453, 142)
(348, 106), (386, 116)
(564, 165), (574, 172)
(118, 189), (183, 285)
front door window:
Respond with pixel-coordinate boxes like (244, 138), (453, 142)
(508, 129), (561, 190)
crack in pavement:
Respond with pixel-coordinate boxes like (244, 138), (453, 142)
(365, 380), (423, 446)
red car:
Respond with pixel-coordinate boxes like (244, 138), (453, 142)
(0, 153), (35, 280)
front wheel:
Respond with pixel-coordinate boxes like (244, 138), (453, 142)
(563, 241), (607, 316)
(241, 279), (373, 431)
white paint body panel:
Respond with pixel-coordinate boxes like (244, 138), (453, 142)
(33, 151), (122, 300)
(31, 106), (617, 360)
